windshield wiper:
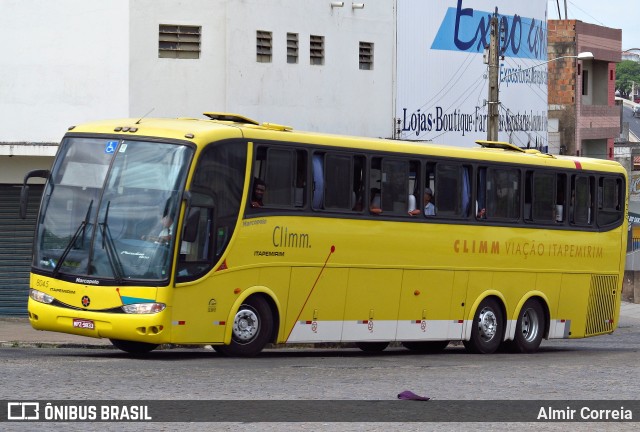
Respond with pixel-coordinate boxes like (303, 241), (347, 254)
(99, 201), (125, 284)
(52, 200), (93, 277)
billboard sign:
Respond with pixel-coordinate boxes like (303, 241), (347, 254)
(396, 0), (548, 148)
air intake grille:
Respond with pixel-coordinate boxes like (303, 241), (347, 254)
(585, 275), (618, 336)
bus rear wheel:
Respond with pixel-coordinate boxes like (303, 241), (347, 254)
(109, 339), (159, 355)
(216, 296), (273, 357)
(403, 340), (449, 353)
(355, 342), (389, 353)
(512, 299), (544, 353)
(463, 297), (504, 354)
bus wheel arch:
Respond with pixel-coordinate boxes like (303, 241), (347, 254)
(463, 295), (505, 354)
(512, 297), (547, 354)
(218, 293), (277, 357)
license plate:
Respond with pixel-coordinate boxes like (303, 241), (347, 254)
(72, 319), (95, 330)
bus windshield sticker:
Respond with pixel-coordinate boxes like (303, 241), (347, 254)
(105, 141), (118, 154)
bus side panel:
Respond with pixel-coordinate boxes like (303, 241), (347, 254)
(554, 273), (591, 339)
(342, 269), (402, 342)
(396, 270), (455, 341)
(449, 271), (469, 340)
(171, 270), (257, 344)
(285, 267), (348, 343)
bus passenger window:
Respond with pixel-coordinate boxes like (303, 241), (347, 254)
(407, 160), (421, 216)
(555, 174), (566, 223)
(434, 163), (471, 218)
(352, 156), (365, 212)
(571, 175), (593, 225)
(324, 153), (353, 210)
(314, 152), (365, 212)
(264, 148), (294, 206)
(253, 146), (307, 209)
(482, 168), (520, 220)
(312, 153), (324, 209)
(598, 177), (624, 226)
(528, 172), (555, 222)
(369, 157), (382, 214)
(294, 150), (307, 207)
(380, 159), (409, 215)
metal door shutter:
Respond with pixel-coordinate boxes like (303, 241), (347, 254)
(0, 184), (43, 316)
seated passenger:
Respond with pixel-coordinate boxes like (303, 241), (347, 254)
(409, 188), (436, 216)
(142, 213), (174, 244)
(369, 188), (382, 214)
(251, 179), (266, 208)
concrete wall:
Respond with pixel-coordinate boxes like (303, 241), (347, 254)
(129, 0), (394, 137)
(0, 0), (130, 143)
(129, 0), (227, 120)
(0, 157), (53, 185)
(224, 0), (394, 136)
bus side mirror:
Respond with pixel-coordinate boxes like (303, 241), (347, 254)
(20, 169), (50, 219)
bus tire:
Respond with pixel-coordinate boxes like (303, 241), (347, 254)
(463, 297), (503, 354)
(403, 340), (449, 353)
(217, 296), (273, 357)
(512, 299), (544, 354)
(355, 342), (389, 352)
(109, 339), (158, 355)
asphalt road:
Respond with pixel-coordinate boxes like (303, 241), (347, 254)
(1, 319), (639, 431)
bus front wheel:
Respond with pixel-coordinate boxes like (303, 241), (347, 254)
(109, 339), (159, 355)
(463, 297), (504, 354)
(217, 296), (273, 357)
(512, 299), (544, 353)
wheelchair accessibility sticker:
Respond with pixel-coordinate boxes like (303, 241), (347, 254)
(105, 141), (118, 154)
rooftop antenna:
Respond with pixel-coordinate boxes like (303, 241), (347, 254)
(135, 108), (155, 125)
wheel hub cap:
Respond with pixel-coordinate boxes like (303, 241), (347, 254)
(477, 307), (497, 342)
(232, 309), (259, 341)
(521, 308), (540, 342)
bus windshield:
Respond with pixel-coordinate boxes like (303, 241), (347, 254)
(34, 137), (193, 283)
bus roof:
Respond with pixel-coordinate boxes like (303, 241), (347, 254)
(67, 113), (627, 175)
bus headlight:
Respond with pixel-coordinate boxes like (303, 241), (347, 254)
(29, 288), (55, 304)
(121, 303), (166, 314)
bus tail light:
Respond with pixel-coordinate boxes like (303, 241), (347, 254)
(29, 289), (54, 304)
(121, 303), (166, 314)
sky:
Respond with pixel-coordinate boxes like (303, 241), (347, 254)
(548, 0), (640, 50)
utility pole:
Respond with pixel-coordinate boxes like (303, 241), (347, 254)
(486, 9), (500, 141)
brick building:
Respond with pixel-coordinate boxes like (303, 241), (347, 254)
(548, 20), (621, 159)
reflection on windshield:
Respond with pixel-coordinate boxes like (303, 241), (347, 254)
(34, 137), (192, 283)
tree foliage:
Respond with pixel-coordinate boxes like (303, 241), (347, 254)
(616, 60), (640, 97)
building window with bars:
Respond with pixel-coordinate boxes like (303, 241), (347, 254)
(287, 33), (299, 64)
(359, 41), (373, 70)
(257, 30), (273, 63)
(310, 35), (324, 65)
(158, 25), (201, 59)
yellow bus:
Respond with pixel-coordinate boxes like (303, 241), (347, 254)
(21, 113), (628, 356)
